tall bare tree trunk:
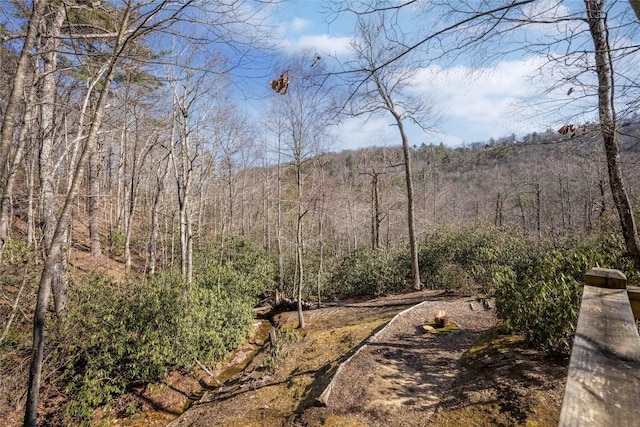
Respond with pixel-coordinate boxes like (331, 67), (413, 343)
(396, 116), (421, 290)
(536, 183), (542, 240)
(494, 193), (504, 227)
(24, 1), (138, 419)
(26, 149), (36, 247)
(38, 3), (67, 316)
(0, 0), (47, 260)
(276, 133), (284, 304)
(263, 168), (270, 251)
(585, 0), (640, 269)
(296, 161), (305, 329)
(317, 183), (325, 309)
(365, 169), (384, 249)
(149, 152), (169, 275)
(88, 143), (102, 257)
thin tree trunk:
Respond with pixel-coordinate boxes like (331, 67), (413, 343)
(241, 170), (247, 235)
(187, 203), (193, 285)
(26, 151), (35, 247)
(263, 169), (270, 251)
(24, 0), (135, 417)
(88, 143), (102, 257)
(124, 173), (137, 270)
(494, 193), (503, 227)
(396, 117), (421, 290)
(346, 186), (356, 253)
(296, 162), (305, 329)
(0, 0), (47, 260)
(149, 153), (169, 275)
(317, 175), (325, 309)
(276, 135), (284, 304)
(536, 183), (542, 240)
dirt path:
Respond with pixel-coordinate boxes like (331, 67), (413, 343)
(166, 291), (567, 427)
(307, 297), (496, 426)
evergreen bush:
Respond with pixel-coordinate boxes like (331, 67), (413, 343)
(55, 238), (275, 424)
(330, 247), (407, 296)
(419, 225), (535, 292)
(493, 233), (637, 354)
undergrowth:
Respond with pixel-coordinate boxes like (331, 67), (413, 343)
(329, 225), (637, 355)
(48, 238), (274, 425)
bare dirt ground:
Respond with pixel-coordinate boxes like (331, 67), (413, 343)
(162, 291), (568, 427)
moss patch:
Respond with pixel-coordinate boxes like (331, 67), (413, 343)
(424, 321), (459, 333)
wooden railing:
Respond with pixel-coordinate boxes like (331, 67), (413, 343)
(558, 268), (640, 426)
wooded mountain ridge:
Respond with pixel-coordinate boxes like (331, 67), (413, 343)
(224, 119), (640, 260)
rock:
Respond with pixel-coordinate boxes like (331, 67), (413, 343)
(423, 324), (437, 334)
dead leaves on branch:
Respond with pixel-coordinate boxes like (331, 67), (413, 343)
(557, 123), (588, 137)
(269, 72), (290, 95)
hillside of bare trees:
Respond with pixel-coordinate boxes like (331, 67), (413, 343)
(2, 1), (640, 426)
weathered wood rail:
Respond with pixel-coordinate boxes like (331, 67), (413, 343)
(558, 268), (640, 426)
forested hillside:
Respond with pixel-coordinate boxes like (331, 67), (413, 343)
(2, 1), (640, 426)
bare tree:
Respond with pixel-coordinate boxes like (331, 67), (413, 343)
(0, 0), (47, 260)
(335, 0), (640, 268)
(584, 0), (640, 268)
(149, 146), (171, 275)
(165, 44), (223, 285)
(24, 2), (195, 423)
(272, 56), (335, 328)
(345, 15), (438, 290)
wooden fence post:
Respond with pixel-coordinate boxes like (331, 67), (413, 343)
(559, 268), (640, 426)
(584, 267), (627, 289)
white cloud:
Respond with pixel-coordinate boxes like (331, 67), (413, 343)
(335, 116), (398, 151)
(282, 34), (353, 56)
(290, 17), (311, 32)
(409, 56), (559, 144)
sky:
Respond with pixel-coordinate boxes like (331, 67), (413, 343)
(262, 0), (622, 151)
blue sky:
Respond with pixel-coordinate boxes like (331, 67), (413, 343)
(260, 0), (638, 151)
(262, 0), (554, 150)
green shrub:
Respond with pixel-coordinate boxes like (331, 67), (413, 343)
(330, 247), (407, 297)
(108, 228), (125, 257)
(419, 225), (535, 293)
(415, 226), (638, 354)
(194, 237), (275, 297)
(494, 233), (636, 354)
(55, 239), (275, 425)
